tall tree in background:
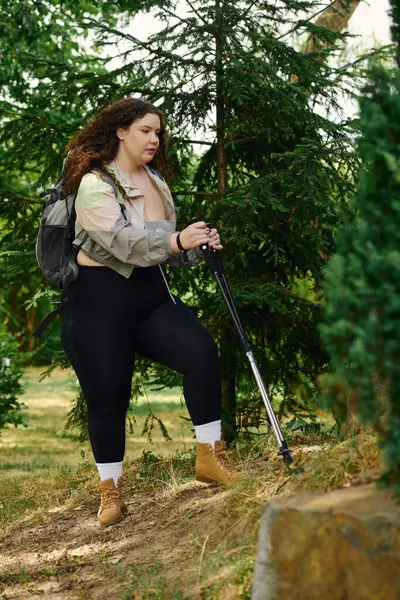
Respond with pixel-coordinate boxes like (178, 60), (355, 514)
(0, 0), (118, 356)
(1, 1), (382, 442)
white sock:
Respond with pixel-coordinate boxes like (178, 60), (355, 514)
(194, 420), (221, 452)
(96, 461), (123, 486)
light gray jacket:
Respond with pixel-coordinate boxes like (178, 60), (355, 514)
(72, 161), (202, 278)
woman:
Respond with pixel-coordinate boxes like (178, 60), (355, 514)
(62, 97), (236, 527)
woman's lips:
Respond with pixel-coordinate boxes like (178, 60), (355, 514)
(145, 149), (156, 153)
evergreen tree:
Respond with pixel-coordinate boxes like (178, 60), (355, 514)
(0, 1), (120, 356)
(319, 0), (400, 497)
(1, 1), (378, 442)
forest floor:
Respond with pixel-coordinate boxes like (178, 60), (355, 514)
(0, 368), (383, 599)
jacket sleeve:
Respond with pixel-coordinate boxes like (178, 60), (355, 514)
(165, 247), (203, 268)
(75, 173), (175, 267)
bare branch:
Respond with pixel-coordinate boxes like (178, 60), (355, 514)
(172, 191), (226, 197)
(159, 6), (191, 25)
(0, 192), (42, 204)
(182, 139), (216, 146)
(179, 134), (263, 150)
(335, 43), (395, 73)
(222, 135), (259, 146)
(236, 0), (258, 25)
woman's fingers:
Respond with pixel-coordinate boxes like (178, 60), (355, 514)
(208, 229), (220, 244)
(180, 223), (223, 250)
(208, 229), (223, 250)
(191, 221), (207, 231)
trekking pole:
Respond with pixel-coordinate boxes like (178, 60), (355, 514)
(193, 221), (292, 465)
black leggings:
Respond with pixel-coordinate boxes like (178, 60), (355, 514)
(60, 265), (222, 463)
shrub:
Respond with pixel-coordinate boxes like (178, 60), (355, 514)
(0, 330), (26, 432)
(319, 65), (400, 499)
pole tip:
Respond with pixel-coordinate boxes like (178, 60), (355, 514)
(278, 441), (293, 466)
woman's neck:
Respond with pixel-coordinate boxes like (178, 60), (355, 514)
(114, 154), (144, 178)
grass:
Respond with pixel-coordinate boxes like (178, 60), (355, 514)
(0, 366), (195, 477)
(0, 367), (384, 600)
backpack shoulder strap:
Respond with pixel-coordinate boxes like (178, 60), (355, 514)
(98, 171), (127, 221)
(99, 171), (119, 200)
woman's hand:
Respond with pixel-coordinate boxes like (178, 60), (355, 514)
(170, 221), (210, 252)
(207, 227), (223, 251)
(170, 222), (223, 252)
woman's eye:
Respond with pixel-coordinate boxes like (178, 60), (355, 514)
(142, 130), (159, 137)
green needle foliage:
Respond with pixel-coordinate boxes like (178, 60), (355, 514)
(0, 0), (120, 359)
(320, 0), (400, 498)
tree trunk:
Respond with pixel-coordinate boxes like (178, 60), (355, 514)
(215, 0), (228, 196)
(6, 288), (37, 354)
(215, 0), (237, 444)
(291, 0), (361, 83)
(25, 307), (37, 352)
(301, 0), (361, 55)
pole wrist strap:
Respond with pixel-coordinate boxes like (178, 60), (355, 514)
(176, 232), (188, 252)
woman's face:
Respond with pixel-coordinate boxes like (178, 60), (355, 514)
(117, 113), (161, 165)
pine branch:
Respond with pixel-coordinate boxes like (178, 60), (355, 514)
(180, 135), (262, 148)
(334, 44), (395, 73)
(8, 50), (109, 69)
(158, 6), (192, 25)
(84, 19), (204, 67)
(184, 0), (208, 25)
(224, 135), (259, 146)
(0, 109), (65, 137)
(146, 18), (186, 42)
(236, 0), (258, 25)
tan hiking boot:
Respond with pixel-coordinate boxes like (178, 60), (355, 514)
(98, 477), (128, 527)
(195, 440), (238, 485)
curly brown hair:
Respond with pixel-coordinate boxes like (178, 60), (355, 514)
(64, 98), (173, 194)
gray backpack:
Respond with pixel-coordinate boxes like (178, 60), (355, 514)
(34, 161), (164, 336)
(34, 164), (120, 336)
(36, 166), (119, 290)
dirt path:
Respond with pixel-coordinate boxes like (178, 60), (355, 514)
(1, 473), (251, 600)
(1, 434), (383, 600)
(0, 367), (267, 599)
(1, 368), (382, 599)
